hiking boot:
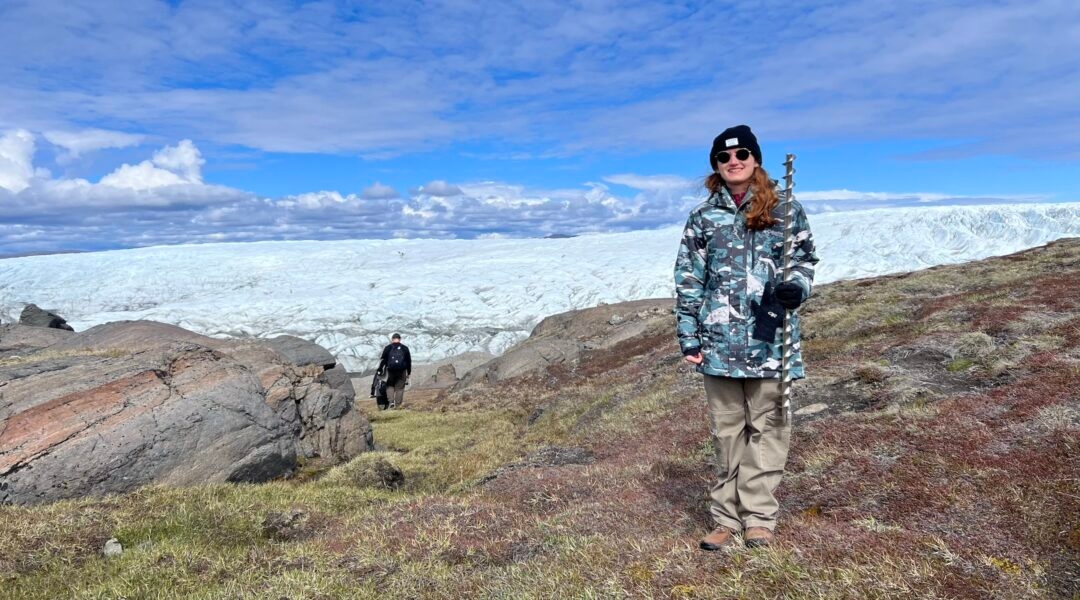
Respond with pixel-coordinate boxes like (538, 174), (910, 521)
(699, 526), (739, 551)
(744, 527), (774, 548)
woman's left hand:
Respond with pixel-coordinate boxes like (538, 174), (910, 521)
(775, 282), (805, 310)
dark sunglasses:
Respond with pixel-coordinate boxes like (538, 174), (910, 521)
(715, 148), (752, 164)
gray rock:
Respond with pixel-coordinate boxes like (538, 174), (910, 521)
(0, 320), (373, 506)
(795, 402), (829, 416)
(18, 304), (74, 331)
(47, 320), (214, 354)
(103, 538), (123, 557)
(322, 364), (355, 400)
(453, 298), (673, 389)
(457, 340), (581, 388)
(429, 363), (458, 387)
(0, 324), (73, 359)
(1, 341), (298, 505)
(262, 335), (336, 369)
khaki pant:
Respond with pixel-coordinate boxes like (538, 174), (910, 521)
(387, 374), (406, 407)
(703, 376), (791, 532)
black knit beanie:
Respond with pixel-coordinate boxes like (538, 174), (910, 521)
(709, 125), (762, 169)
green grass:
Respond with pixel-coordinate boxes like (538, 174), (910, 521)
(362, 408), (525, 492)
(0, 405), (539, 600)
(946, 357), (974, 372)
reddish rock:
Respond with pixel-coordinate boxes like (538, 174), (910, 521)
(0, 321), (373, 506)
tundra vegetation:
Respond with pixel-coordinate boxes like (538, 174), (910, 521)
(1, 239), (1078, 599)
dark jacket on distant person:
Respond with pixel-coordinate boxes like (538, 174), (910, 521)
(378, 342), (412, 384)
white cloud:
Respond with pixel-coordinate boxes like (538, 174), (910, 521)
(1, 146), (705, 252)
(361, 182), (400, 200)
(99, 139), (204, 190)
(281, 191), (353, 209)
(2, 1), (1074, 159)
(0, 137), (249, 233)
(418, 180), (463, 197)
(456, 182), (545, 208)
(0, 129), (1063, 256)
(0, 129), (36, 192)
(42, 128), (144, 160)
(99, 163), (189, 189)
(146, 139), (203, 182)
(603, 174), (695, 192)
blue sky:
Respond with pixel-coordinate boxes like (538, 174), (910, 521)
(1, 0), (1078, 254)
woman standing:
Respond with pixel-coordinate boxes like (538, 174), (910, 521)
(674, 125), (819, 550)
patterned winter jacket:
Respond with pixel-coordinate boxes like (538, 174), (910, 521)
(674, 185), (819, 379)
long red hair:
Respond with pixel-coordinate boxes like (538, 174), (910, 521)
(705, 166), (778, 230)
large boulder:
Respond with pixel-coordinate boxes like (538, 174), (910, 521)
(0, 321), (372, 506)
(408, 351), (495, 390)
(262, 335), (336, 369)
(18, 304), (74, 331)
(453, 299), (673, 389)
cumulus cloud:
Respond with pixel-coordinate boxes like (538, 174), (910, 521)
(0, 135), (250, 242)
(99, 139), (204, 189)
(1, 138), (705, 253)
(0, 129), (37, 193)
(0, 133), (1051, 257)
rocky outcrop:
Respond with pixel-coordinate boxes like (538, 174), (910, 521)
(427, 363), (459, 388)
(18, 304), (74, 331)
(0, 321), (372, 506)
(408, 351), (494, 390)
(262, 335), (336, 369)
(354, 351), (495, 394)
(453, 299), (672, 389)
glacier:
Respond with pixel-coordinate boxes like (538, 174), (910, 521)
(1, 203), (1078, 373)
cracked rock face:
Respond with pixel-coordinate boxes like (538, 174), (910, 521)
(0, 321), (372, 506)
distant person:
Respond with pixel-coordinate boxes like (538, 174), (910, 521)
(377, 333), (412, 408)
(674, 125), (819, 550)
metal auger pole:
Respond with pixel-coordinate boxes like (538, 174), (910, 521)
(780, 153), (797, 424)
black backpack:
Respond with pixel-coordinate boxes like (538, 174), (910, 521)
(375, 380), (389, 410)
(370, 373), (389, 409)
(387, 345), (407, 372)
